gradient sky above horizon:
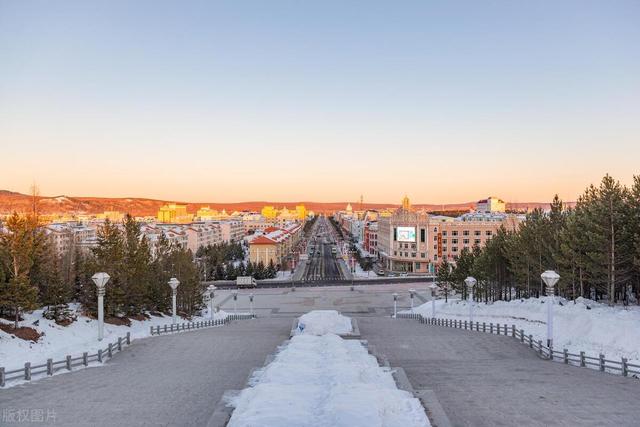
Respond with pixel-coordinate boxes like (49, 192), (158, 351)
(1, 1), (639, 204)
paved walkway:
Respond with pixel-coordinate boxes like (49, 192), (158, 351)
(358, 317), (640, 427)
(0, 318), (291, 427)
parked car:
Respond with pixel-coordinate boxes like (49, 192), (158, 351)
(236, 276), (257, 288)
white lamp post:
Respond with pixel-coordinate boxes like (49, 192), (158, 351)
(232, 291), (238, 313)
(207, 285), (217, 319)
(409, 289), (416, 312)
(249, 293), (254, 316)
(541, 270), (560, 349)
(168, 277), (180, 325)
(429, 284), (437, 318)
(392, 293), (398, 318)
(91, 272), (110, 341)
(464, 277), (477, 324)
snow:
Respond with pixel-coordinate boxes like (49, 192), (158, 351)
(295, 310), (352, 336)
(405, 296), (640, 366)
(227, 333), (430, 427)
(0, 304), (229, 373)
(261, 270), (292, 282)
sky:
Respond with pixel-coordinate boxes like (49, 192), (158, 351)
(1, 1), (639, 204)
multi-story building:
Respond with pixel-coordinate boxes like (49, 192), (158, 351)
(364, 221), (378, 256)
(377, 196), (522, 274)
(247, 223), (303, 267)
(214, 219), (245, 243)
(184, 223), (223, 253)
(157, 204), (192, 223)
(476, 197), (506, 213)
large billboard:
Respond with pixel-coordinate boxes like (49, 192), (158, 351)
(397, 226), (416, 242)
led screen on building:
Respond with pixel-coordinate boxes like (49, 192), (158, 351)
(397, 226), (416, 242)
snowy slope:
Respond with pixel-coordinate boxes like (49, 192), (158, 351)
(405, 297), (640, 365)
(296, 310), (352, 336)
(227, 333), (430, 427)
(0, 304), (228, 372)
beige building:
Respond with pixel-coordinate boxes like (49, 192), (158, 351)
(248, 223), (302, 266)
(377, 196), (522, 274)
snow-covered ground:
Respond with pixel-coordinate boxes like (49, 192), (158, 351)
(295, 310), (352, 336)
(0, 304), (228, 373)
(227, 312), (430, 427)
(404, 296), (640, 365)
(262, 270), (292, 282)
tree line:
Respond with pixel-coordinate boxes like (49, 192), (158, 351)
(0, 214), (271, 328)
(437, 174), (640, 306)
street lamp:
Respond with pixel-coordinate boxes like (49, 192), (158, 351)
(232, 291), (238, 313)
(91, 272), (110, 341)
(168, 277), (180, 325)
(409, 289), (415, 312)
(429, 283), (437, 318)
(249, 293), (254, 316)
(392, 293), (398, 318)
(541, 270), (560, 349)
(464, 277), (477, 324)
(207, 285), (217, 319)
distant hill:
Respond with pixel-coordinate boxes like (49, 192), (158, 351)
(0, 190), (565, 216)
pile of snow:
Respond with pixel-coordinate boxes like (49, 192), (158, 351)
(296, 310), (352, 336)
(0, 304), (229, 372)
(227, 333), (430, 427)
(406, 296), (640, 365)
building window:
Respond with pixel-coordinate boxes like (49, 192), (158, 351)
(433, 227), (437, 232)
(452, 247), (458, 252)
(452, 239), (458, 244)
(486, 230), (493, 236)
(442, 238), (447, 244)
(415, 262), (421, 270)
(452, 230), (458, 236)
(433, 245), (437, 250)
(420, 228), (426, 242)
(442, 231), (447, 236)
(433, 236), (438, 242)
(421, 253), (426, 258)
(394, 251), (397, 256)
(393, 228), (397, 241)
(443, 246), (447, 252)
(463, 230), (469, 236)
(474, 239), (481, 244)
(474, 230), (481, 236)
(463, 239), (470, 245)
(434, 254), (438, 261)
(411, 252), (416, 258)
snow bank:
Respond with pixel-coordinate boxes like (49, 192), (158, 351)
(296, 310), (352, 336)
(0, 304), (229, 372)
(406, 296), (640, 365)
(227, 334), (430, 427)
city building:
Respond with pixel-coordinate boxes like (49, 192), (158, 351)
(157, 204), (192, 223)
(247, 223), (302, 267)
(214, 219), (245, 243)
(476, 197), (506, 213)
(376, 196), (522, 274)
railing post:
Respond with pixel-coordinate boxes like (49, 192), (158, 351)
(118, 337), (122, 351)
(622, 358), (628, 377)
(529, 335), (533, 348)
(490, 323), (493, 334)
(164, 325), (168, 333)
(108, 343), (113, 358)
(511, 325), (516, 338)
(0, 367), (4, 387)
(150, 325), (154, 335)
(549, 344), (553, 361)
(47, 358), (53, 375)
(599, 354), (605, 372)
(538, 340), (543, 356)
(564, 349), (568, 364)
(126, 332), (131, 345)
(66, 355), (72, 370)
(156, 326), (160, 335)
(464, 320), (467, 330)
(98, 349), (103, 363)
(580, 351), (585, 367)
(520, 330), (524, 343)
(25, 362), (31, 380)
(483, 322), (486, 332)
(476, 321), (479, 331)
(504, 325), (508, 336)
(497, 324), (500, 335)
(83, 352), (89, 367)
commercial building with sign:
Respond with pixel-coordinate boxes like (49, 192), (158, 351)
(376, 196), (522, 274)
